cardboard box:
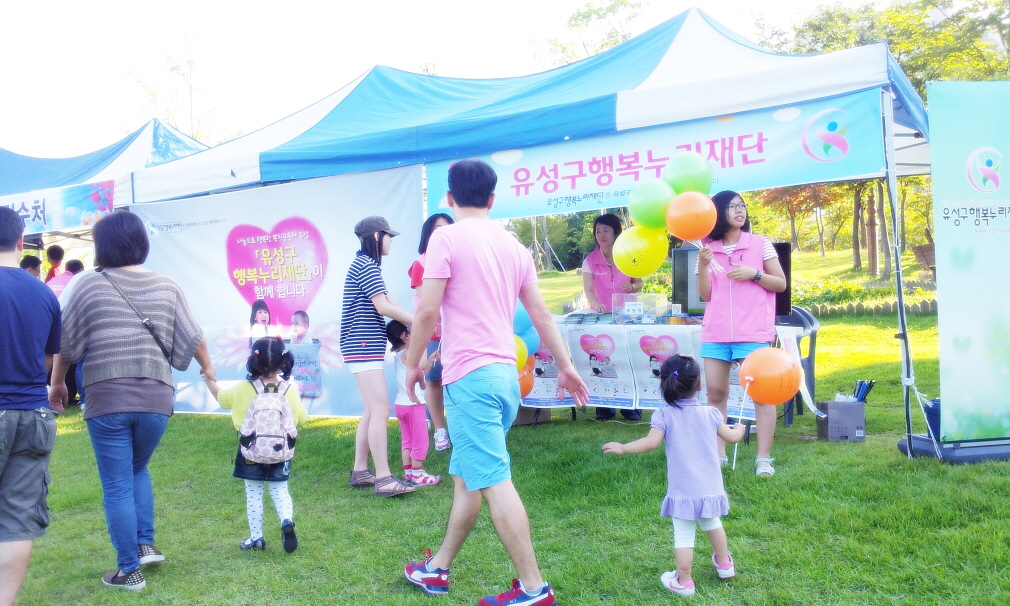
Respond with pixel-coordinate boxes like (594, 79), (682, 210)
(816, 401), (865, 442)
(511, 406), (552, 427)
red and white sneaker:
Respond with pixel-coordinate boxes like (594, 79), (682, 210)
(661, 571), (695, 597)
(404, 549), (450, 596)
(479, 578), (555, 606)
(713, 552), (735, 579)
(434, 428), (451, 451)
(412, 470), (441, 486)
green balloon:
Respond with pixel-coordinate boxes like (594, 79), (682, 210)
(662, 152), (713, 195)
(628, 179), (675, 230)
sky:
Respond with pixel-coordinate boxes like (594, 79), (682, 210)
(0, 0), (880, 158)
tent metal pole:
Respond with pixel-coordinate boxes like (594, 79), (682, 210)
(882, 89), (916, 459)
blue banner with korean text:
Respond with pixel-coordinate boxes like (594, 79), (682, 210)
(928, 81), (1010, 442)
(426, 89), (884, 219)
(0, 180), (115, 235)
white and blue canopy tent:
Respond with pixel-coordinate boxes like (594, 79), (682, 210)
(127, 8), (931, 431)
(0, 119), (206, 246)
(129, 8), (929, 206)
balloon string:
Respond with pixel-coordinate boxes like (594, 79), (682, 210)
(687, 240), (724, 273)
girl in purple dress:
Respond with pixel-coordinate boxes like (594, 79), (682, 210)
(603, 354), (746, 597)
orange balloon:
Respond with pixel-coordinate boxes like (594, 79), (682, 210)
(738, 347), (802, 405)
(523, 355), (536, 373)
(666, 191), (717, 241)
(519, 369), (534, 397)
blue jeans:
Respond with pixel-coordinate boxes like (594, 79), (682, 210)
(87, 412), (170, 573)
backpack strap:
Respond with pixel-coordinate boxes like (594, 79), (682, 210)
(276, 381), (291, 396)
(250, 379), (265, 394)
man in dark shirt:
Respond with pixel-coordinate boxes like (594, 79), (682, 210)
(0, 207), (62, 606)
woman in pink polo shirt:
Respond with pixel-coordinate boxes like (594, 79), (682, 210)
(582, 213), (642, 422)
(697, 191), (787, 477)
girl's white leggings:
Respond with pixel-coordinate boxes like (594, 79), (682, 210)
(671, 516), (722, 549)
(244, 480), (294, 540)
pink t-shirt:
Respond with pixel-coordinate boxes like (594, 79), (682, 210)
(424, 217), (536, 385)
(409, 253), (441, 340)
(46, 270), (75, 298)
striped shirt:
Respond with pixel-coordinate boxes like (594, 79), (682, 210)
(340, 252), (388, 362)
(60, 268), (204, 387)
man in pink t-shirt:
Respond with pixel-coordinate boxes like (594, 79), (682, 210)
(403, 160), (588, 606)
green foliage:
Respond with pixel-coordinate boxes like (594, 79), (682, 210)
(540, 0), (643, 66)
(640, 260), (671, 297)
(767, 1), (1010, 97)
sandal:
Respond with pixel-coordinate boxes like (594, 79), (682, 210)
(755, 457), (776, 477)
(373, 475), (416, 497)
(349, 469), (376, 487)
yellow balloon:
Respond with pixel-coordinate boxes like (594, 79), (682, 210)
(514, 334), (528, 369)
(613, 226), (668, 278)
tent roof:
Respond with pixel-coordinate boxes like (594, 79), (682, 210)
(0, 119), (206, 197)
(131, 7), (929, 203)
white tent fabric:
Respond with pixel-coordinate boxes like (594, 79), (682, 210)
(125, 73), (366, 204)
(128, 7), (929, 205)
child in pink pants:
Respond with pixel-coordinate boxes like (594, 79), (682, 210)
(386, 321), (441, 486)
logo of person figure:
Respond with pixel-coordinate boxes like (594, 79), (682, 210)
(965, 147), (1002, 193)
(802, 108), (849, 162)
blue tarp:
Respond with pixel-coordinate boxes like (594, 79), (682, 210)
(0, 119), (206, 196)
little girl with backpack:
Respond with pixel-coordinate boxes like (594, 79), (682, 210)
(603, 354), (746, 597)
(204, 337), (307, 553)
(386, 320), (441, 486)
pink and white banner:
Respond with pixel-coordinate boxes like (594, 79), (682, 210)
(132, 166), (424, 417)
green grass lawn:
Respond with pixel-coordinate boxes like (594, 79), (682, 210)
(21, 311), (1010, 605)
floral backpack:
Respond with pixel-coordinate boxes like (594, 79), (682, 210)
(238, 379), (297, 464)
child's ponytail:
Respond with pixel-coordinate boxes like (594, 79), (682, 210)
(659, 354), (702, 408)
(247, 337), (295, 381)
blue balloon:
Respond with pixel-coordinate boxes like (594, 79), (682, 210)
(518, 326), (540, 357)
(513, 302), (534, 335)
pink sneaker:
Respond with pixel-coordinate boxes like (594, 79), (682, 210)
(660, 571), (695, 597)
(403, 469), (416, 484)
(713, 553), (735, 580)
(413, 470), (441, 486)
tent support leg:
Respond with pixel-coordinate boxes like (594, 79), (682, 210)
(882, 89), (917, 459)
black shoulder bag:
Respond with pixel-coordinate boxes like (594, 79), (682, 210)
(101, 271), (172, 361)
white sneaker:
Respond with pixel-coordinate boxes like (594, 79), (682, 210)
(660, 571), (695, 597)
(434, 428), (450, 451)
(713, 552), (735, 580)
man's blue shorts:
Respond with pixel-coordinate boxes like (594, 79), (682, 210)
(700, 342), (770, 363)
(443, 363), (519, 491)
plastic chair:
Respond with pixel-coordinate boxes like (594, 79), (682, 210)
(774, 306), (819, 426)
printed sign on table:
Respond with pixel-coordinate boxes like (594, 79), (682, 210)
(522, 343), (574, 408)
(567, 326), (635, 410)
(628, 325), (700, 409)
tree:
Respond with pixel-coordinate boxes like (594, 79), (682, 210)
(132, 55), (243, 145)
(540, 0), (643, 66)
(752, 186), (821, 252)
